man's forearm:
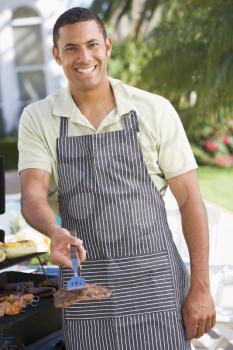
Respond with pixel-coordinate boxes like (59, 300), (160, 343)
(180, 198), (210, 290)
(168, 171), (215, 338)
(21, 195), (58, 238)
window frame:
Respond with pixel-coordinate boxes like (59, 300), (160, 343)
(11, 6), (46, 109)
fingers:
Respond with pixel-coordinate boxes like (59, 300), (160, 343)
(211, 313), (216, 328)
(182, 289), (216, 340)
(182, 312), (193, 340)
(50, 228), (87, 265)
(65, 230), (87, 262)
(195, 317), (215, 339)
(182, 309), (207, 340)
(204, 317), (212, 334)
(65, 230), (86, 262)
(51, 251), (73, 268)
(77, 245), (86, 262)
(184, 317), (215, 340)
(195, 320), (205, 338)
(196, 311), (216, 338)
(184, 318), (198, 340)
(184, 319), (203, 340)
(62, 229), (83, 246)
(70, 236), (84, 247)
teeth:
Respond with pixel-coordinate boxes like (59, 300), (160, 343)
(76, 66), (95, 73)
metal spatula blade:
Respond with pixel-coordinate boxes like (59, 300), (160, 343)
(67, 245), (86, 291)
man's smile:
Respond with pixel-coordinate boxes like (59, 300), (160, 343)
(74, 65), (97, 74)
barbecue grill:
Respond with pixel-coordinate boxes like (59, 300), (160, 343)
(0, 155), (64, 350)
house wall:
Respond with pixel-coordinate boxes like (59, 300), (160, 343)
(0, 0), (90, 135)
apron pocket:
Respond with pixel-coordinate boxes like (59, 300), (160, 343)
(110, 250), (177, 317)
(62, 250), (177, 319)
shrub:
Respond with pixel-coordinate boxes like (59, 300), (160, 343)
(193, 120), (233, 168)
(0, 137), (18, 170)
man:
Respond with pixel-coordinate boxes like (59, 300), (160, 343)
(18, 7), (215, 350)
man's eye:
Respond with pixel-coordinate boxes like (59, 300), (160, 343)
(89, 43), (98, 48)
(66, 47), (77, 52)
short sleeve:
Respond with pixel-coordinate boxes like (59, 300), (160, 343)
(18, 108), (52, 173)
(157, 101), (198, 178)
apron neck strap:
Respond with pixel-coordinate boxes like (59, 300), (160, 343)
(60, 117), (68, 137)
(124, 110), (139, 132)
(59, 110), (139, 137)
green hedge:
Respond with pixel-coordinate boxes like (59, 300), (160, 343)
(0, 137), (18, 170)
(191, 144), (217, 166)
(0, 138), (223, 171)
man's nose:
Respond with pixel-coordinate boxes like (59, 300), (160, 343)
(78, 48), (91, 63)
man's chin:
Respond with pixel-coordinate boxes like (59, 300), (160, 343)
(75, 79), (103, 92)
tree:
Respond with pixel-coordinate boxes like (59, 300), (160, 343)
(92, 0), (233, 135)
(91, 0), (162, 39)
(142, 0), (233, 127)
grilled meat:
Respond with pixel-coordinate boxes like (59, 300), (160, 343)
(4, 281), (34, 291)
(25, 287), (56, 298)
(0, 293), (34, 316)
(54, 283), (112, 308)
(38, 277), (59, 290)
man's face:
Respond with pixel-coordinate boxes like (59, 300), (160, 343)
(52, 20), (112, 92)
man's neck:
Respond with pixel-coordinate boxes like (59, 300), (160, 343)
(69, 78), (116, 129)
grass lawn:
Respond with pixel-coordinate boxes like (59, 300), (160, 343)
(197, 166), (233, 212)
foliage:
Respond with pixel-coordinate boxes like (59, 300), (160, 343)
(108, 39), (150, 86)
(193, 121), (233, 167)
(0, 137), (18, 170)
(0, 115), (5, 137)
(30, 252), (52, 266)
(142, 0), (233, 118)
(94, 0), (233, 133)
(91, 0), (163, 38)
(191, 144), (217, 167)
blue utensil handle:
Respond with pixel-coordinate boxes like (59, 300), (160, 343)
(70, 244), (77, 259)
(70, 245), (79, 276)
(71, 257), (78, 276)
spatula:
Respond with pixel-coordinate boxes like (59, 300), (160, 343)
(67, 244), (86, 291)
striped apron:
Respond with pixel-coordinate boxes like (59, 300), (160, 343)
(56, 110), (191, 350)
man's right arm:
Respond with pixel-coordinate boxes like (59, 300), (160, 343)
(20, 168), (86, 267)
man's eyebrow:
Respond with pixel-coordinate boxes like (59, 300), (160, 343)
(63, 43), (77, 48)
(64, 39), (100, 48)
(86, 39), (100, 44)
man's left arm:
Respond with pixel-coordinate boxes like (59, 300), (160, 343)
(167, 169), (216, 340)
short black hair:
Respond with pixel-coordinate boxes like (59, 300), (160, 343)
(53, 7), (107, 48)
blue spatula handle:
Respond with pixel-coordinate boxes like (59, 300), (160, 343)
(70, 245), (78, 276)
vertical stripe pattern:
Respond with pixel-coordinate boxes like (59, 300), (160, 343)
(57, 112), (168, 260)
(65, 311), (191, 350)
(62, 251), (177, 319)
(56, 110), (191, 349)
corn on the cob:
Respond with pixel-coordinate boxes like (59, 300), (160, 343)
(4, 240), (37, 259)
(0, 242), (6, 262)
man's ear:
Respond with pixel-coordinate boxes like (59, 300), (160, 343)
(52, 47), (61, 65)
(105, 36), (112, 58)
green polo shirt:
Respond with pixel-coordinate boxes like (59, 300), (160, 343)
(18, 77), (198, 215)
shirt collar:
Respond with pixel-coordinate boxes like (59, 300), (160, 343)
(108, 77), (136, 118)
(52, 77), (137, 129)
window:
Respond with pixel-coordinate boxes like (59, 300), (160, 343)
(12, 6), (46, 111)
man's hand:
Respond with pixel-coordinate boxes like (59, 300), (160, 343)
(49, 226), (86, 268)
(182, 287), (216, 340)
